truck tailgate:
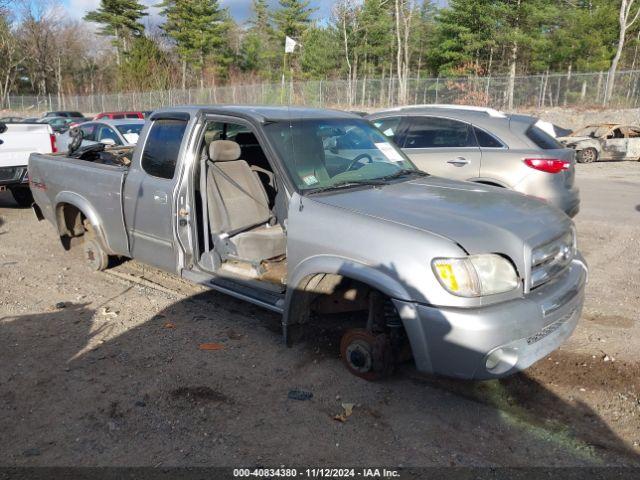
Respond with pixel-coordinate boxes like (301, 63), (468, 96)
(0, 123), (53, 169)
(29, 152), (130, 256)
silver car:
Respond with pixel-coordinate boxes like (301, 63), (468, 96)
(367, 106), (580, 217)
(57, 118), (145, 152)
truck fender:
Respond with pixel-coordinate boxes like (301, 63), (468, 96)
(282, 255), (412, 345)
(54, 191), (112, 253)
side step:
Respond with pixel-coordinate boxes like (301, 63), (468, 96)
(183, 269), (285, 314)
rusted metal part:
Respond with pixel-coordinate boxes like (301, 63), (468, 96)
(340, 328), (394, 381)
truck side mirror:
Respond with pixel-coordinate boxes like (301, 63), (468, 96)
(0, 122), (6, 134)
(101, 138), (116, 146)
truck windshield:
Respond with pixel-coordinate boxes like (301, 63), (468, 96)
(264, 118), (418, 192)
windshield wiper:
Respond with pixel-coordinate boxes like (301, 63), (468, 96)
(306, 179), (385, 195)
(376, 169), (430, 181)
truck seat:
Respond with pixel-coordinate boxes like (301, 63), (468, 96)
(206, 140), (285, 263)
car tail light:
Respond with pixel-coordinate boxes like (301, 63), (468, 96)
(524, 158), (569, 174)
(50, 134), (58, 153)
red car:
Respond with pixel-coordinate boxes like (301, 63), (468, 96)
(94, 111), (145, 120)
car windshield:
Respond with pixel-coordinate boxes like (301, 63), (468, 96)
(116, 123), (143, 144)
(264, 118), (419, 192)
(573, 125), (610, 138)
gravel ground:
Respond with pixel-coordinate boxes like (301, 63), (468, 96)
(0, 161), (639, 467)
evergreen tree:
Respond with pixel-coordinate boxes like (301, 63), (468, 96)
(118, 36), (174, 91)
(240, 0), (278, 78)
(273, 0), (315, 42)
(84, 0), (147, 65)
(158, 0), (230, 88)
(428, 0), (501, 75)
(355, 0), (395, 78)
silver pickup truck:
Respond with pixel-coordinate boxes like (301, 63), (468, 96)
(29, 106), (588, 380)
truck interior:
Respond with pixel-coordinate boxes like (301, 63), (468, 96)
(195, 121), (287, 291)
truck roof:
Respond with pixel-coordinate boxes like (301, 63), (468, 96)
(152, 105), (360, 123)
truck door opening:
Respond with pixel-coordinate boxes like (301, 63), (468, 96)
(195, 121), (287, 289)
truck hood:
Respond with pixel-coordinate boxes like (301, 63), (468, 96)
(310, 176), (571, 273)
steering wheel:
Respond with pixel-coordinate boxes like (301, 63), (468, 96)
(346, 153), (374, 172)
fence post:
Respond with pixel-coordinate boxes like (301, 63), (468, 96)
(435, 77), (439, 104)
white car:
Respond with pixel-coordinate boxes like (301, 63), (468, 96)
(57, 119), (146, 152)
(0, 121), (56, 206)
(558, 123), (640, 163)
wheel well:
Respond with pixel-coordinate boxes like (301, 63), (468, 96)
(56, 203), (87, 250)
(285, 273), (389, 344)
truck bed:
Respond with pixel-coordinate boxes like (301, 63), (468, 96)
(29, 152), (131, 256)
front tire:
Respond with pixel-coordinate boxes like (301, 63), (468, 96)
(577, 148), (598, 163)
(10, 187), (33, 207)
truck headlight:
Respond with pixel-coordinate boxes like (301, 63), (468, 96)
(432, 254), (519, 297)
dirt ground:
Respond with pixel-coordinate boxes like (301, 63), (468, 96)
(0, 161), (639, 468)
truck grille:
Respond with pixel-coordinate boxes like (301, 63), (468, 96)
(531, 230), (575, 289)
(0, 167), (24, 182)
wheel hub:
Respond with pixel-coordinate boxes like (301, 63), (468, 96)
(340, 329), (393, 381)
(346, 340), (373, 373)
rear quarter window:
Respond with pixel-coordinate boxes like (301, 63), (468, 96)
(474, 127), (505, 148)
(526, 125), (563, 150)
(141, 119), (188, 180)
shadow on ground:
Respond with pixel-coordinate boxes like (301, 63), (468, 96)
(1, 287), (638, 467)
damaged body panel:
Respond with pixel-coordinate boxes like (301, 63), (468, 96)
(558, 124), (640, 163)
(29, 105), (587, 380)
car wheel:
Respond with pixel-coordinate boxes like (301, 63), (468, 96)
(9, 187), (33, 208)
(577, 147), (598, 163)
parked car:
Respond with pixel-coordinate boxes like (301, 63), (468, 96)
(367, 105), (580, 218)
(56, 119), (146, 152)
(42, 111), (85, 119)
(0, 116), (24, 123)
(0, 121), (56, 206)
(94, 111), (146, 120)
(37, 116), (75, 133)
(29, 106), (587, 380)
(558, 123), (640, 163)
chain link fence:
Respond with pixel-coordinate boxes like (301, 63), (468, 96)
(5, 70), (640, 115)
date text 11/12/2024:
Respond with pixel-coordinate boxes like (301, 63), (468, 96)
(233, 468), (401, 478)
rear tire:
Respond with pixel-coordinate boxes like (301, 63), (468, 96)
(577, 148), (598, 163)
(10, 187), (33, 208)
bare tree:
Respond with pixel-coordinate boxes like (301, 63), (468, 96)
(333, 0), (361, 107)
(394, 0), (415, 105)
(605, 0), (640, 105)
(0, 12), (23, 108)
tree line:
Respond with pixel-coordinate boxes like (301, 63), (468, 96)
(0, 0), (636, 106)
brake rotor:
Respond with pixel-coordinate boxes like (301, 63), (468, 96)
(340, 329), (393, 381)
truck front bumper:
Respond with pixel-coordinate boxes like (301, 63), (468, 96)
(394, 257), (587, 380)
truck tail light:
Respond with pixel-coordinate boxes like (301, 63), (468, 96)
(50, 134), (58, 153)
(524, 158), (569, 174)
